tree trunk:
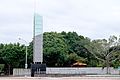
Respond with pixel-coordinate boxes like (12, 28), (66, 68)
(8, 65), (10, 75)
(106, 59), (110, 74)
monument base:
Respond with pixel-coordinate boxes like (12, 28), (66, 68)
(31, 63), (46, 77)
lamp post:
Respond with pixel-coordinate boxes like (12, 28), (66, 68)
(18, 38), (28, 69)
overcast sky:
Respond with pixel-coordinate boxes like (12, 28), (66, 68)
(0, 0), (120, 44)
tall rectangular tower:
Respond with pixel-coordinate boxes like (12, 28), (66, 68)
(33, 13), (43, 63)
(31, 14), (46, 77)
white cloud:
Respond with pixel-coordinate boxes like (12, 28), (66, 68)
(0, 0), (120, 43)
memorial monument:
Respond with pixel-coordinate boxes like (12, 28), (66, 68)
(31, 14), (46, 77)
(33, 13), (43, 63)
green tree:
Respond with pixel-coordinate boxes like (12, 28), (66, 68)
(27, 41), (33, 67)
(43, 32), (68, 67)
(85, 35), (120, 74)
(0, 43), (28, 74)
(0, 43), (26, 68)
(61, 32), (81, 53)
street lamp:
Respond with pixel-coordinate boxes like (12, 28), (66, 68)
(18, 38), (28, 69)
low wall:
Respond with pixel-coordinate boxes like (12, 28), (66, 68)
(13, 67), (120, 76)
(46, 67), (119, 75)
(13, 68), (31, 76)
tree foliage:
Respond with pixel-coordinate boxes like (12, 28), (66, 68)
(0, 32), (120, 70)
(43, 32), (68, 67)
(85, 36), (120, 74)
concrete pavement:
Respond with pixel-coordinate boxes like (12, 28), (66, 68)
(0, 77), (120, 80)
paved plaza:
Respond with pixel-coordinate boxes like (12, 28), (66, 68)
(0, 77), (120, 80)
